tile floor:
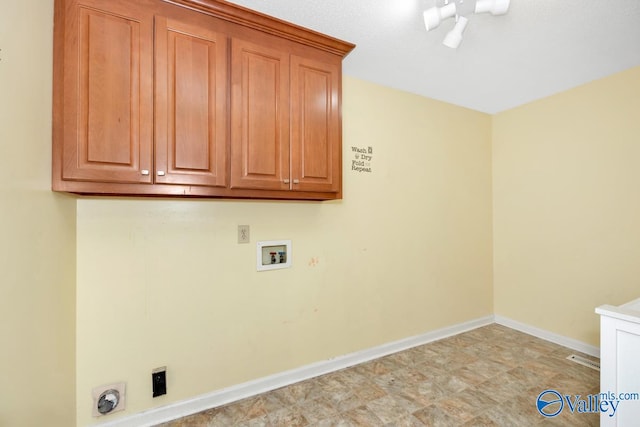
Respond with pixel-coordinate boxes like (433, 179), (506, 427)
(157, 324), (600, 426)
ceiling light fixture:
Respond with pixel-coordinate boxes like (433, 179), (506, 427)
(423, 2), (457, 31)
(475, 0), (510, 15)
(423, 0), (510, 48)
(443, 16), (468, 49)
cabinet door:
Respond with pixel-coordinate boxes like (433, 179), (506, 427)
(290, 55), (341, 193)
(154, 15), (227, 187)
(230, 38), (290, 190)
(58, 0), (154, 183)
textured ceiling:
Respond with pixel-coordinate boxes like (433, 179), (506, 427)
(226, 0), (640, 114)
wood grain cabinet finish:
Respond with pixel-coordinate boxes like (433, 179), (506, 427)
(230, 43), (341, 195)
(154, 15), (228, 188)
(53, 0), (354, 200)
(230, 38), (290, 191)
(290, 55), (341, 193)
(54, 0), (155, 184)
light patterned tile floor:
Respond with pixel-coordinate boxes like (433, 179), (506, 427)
(156, 324), (600, 426)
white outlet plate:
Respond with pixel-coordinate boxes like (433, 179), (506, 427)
(92, 382), (126, 417)
(238, 225), (250, 244)
(257, 240), (291, 271)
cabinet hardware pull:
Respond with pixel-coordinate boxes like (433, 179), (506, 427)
(293, 179), (300, 184)
(157, 171), (166, 176)
(283, 179), (290, 184)
(141, 170), (150, 176)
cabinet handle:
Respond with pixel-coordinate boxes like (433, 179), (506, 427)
(157, 171), (166, 176)
(293, 179), (300, 184)
(141, 170), (150, 176)
(283, 179), (290, 184)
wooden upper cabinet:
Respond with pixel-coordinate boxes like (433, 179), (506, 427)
(290, 55), (341, 193)
(230, 38), (290, 191)
(55, 0), (154, 184)
(154, 15), (227, 187)
(53, 0), (355, 199)
(230, 42), (342, 195)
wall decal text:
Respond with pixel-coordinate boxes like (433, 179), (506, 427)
(351, 146), (373, 173)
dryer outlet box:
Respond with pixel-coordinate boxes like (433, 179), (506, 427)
(92, 382), (126, 417)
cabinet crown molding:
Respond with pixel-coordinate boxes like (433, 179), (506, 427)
(163, 0), (356, 57)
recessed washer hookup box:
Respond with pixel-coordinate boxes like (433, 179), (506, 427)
(256, 240), (291, 271)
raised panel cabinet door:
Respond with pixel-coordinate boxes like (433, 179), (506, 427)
(58, 0), (154, 184)
(290, 55), (341, 193)
(230, 38), (290, 190)
(154, 15), (227, 187)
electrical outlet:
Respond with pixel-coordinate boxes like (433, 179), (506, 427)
(152, 367), (167, 397)
(92, 382), (126, 417)
(238, 225), (250, 244)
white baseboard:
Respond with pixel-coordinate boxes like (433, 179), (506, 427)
(97, 315), (494, 427)
(98, 315), (600, 426)
(494, 315), (600, 358)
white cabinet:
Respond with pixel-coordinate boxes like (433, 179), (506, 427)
(596, 297), (640, 426)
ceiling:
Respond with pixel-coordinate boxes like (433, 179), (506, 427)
(226, 0), (640, 114)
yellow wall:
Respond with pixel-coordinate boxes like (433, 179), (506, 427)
(0, 1), (77, 426)
(75, 77), (494, 424)
(493, 66), (640, 346)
